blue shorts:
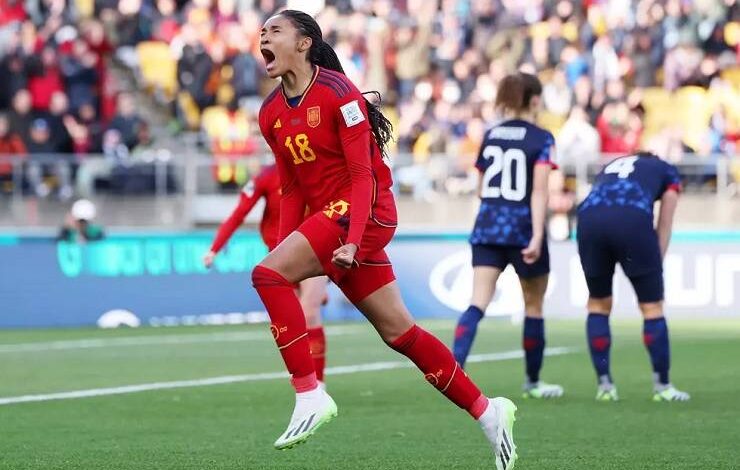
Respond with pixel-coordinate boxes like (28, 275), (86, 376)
(471, 240), (550, 279)
(577, 209), (664, 303)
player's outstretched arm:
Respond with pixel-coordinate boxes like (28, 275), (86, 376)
(656, 189), (679, 259)
(204, 179), (265, 268)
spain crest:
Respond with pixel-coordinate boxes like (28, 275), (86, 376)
(307, 106), (321, 128)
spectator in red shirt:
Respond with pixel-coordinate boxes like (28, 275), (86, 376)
(0, 0), (27, 26)
(27, 46), (64, 111)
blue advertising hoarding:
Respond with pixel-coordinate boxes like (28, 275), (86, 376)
(1, 231), (739, 328)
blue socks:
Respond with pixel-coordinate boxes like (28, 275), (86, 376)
(586, 313), (612, 384)
(452, 305), (484, 367)
(643, 317), (670, 385)
(523, 317), (545, 384)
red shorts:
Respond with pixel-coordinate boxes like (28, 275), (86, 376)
(297, 211), (396, 304)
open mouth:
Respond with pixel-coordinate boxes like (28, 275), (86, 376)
(261, 48), (276, 69)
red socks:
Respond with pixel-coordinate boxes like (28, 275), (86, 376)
(308, 327), (327, 382)
(252, 265), (317, 392)
(390, 325), (488, 419)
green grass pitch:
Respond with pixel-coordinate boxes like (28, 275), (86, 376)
(1, 319), (738, 469)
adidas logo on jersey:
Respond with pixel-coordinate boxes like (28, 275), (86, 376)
(274, 119), (282, 129)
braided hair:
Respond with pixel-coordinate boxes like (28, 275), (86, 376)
(279, 10), (394, 157)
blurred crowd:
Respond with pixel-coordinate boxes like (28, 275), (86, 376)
(0, 0), (156, 197)
(0, 0), (739, 198)
(125, 0), (740, 188)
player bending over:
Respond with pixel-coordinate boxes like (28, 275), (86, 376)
(203, 164), (330, 386)
(577, 151), (690, 402)
(254, 10), (517, 469)
(452, 72), (563, 400)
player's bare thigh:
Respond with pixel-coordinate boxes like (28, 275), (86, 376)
(471, 266), (502, 311)
(299, 276), (328, 328)
(519, 274), (549, 318)
(258, 231), (324, 283)
(353, 281), (414, 344)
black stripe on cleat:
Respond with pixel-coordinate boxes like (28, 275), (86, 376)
(502, 430), (512, 454)
(300, 414), (316, 435)
(500, 442), (510, 463)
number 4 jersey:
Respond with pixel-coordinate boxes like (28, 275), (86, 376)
(470, 119), (557, 247)
(578, 153), (681, 218)
(258, 66), (397, 246)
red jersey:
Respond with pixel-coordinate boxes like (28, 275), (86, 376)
(258, 66), (397, 247)
(210, 164), (281, 252)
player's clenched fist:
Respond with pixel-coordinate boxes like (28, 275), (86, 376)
(331, 243), (358, 269)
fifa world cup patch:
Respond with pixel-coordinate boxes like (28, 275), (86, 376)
(340, 100), (365, 127)
(307, 106), (321, 128)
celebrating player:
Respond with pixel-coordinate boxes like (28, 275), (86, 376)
(253, 10), (517, 469)
(203, 164), (330, 386)
(577, 151), (690, 402)
(452, 73), (564, 400)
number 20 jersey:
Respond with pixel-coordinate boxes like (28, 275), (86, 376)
(470, 119), (556, 247)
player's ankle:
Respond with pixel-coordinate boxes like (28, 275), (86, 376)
(470, 394), (490, 420)
(291, 372), (319, 393)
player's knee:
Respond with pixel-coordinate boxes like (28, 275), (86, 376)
(251, 265), (292, 289)
(382, 319), (417, 347)
(639, 302), (663, 319)
(587, 297), (613, 314)
(523, 304), (544, 318)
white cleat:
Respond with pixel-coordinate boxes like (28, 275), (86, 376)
(653, 384), (691, 402)
(273, 387), (338, 450)
(479, 397), (518, 470)
(522, 381), (564, 399)
(595, 384), (619, 402)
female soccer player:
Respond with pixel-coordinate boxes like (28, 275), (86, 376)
(577, 151), (690, 402)
(253, 10), (517, 469)
(203, 164), (330, 385)
(452, 73), (563, 400)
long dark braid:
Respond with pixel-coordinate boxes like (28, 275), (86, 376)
(279, 10), (394, 157)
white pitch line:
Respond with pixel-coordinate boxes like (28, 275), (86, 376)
(0, 347), (575, 406)
(0, 326), (362, 354)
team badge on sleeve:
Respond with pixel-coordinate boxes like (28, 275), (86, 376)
(307, 106), (321, 128)
(340, 100), (365, 127)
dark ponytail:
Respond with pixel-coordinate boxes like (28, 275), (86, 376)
(279, 10), (394, 157)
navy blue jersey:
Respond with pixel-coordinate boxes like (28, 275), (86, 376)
(470, 119), (556, 247)
(578, 154), (681, 217)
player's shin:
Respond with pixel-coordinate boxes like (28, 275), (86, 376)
(587, 313), (613, 384)
(389, 325), (489, 419)
(252, 265), (317, 392)
(452, 305), (485, 367)
(307, 326), (326, 383)
(643, 317), (670, 386)
(522, 317), (545, 385)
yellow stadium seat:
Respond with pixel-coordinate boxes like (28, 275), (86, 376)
(538, 111), (566, 135)
(722, 67), (740, 90)
(674, 86), (712, 150)
(201, 106), (229, 138)
(137, 41), (178, 98)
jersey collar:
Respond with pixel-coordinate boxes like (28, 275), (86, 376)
(281, 65), (319, 109)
